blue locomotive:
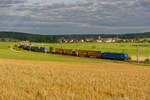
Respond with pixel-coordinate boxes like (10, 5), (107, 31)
(101, 52), (129, 60)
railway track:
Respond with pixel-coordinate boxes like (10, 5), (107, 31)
(16, 45), (150, 65)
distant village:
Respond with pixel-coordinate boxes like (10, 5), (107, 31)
(1, 35), (150, 43)
(59, 36), (148, 43)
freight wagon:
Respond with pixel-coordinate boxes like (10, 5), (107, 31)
(25, 46), (31, 50)
(31, 46), (40, 52)
(63, 49), (73, 55)
(76, 50), (87, 56)
(40, 47), (48, 53)
(87, 51), (101, 58)
(55, 48), (64, 54)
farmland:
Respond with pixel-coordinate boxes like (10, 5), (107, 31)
(0, 42), (108, 64)
(0, 42), (150, 100)
(0, 59), (150, 100)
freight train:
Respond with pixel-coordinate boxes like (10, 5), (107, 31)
(18, 45), (129, 60)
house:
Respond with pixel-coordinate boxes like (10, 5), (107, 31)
(102, 38), (114, 43)
(114, 38), (123, 42)
(74, 39), (79, 43)
(58, 39), (63, 43)
(85, 38), (94, 42)
(62, 39), (74, 43)
(63, 39), (69, 43)
(98, 36), (102, 40)
(68, 39), (74, 43)
(78, 39), (84, 43)
(128, 39), (134, 43)
(93, 39), (102, 42)
(96, 39), (102, 42)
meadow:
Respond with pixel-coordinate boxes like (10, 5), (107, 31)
(0, 42), (121, 64)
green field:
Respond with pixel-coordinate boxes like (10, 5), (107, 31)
(0, 42), (120, 64)
(33, 42), (150, 57)
(1, 42), (150, 63)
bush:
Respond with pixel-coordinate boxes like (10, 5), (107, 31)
(144, 58), (150, 63)
(128, 56), (131, 61)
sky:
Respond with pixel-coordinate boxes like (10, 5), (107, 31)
(0, 0), (150, 35)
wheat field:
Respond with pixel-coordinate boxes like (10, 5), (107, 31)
(0, 59), (149, 100)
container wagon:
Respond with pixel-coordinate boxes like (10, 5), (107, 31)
(76, 50), (87, 56)
(22, 45), (27, 50)
(25, 46), (31, 50)
(101, 52), (129, 60)
(87, 51), (101, 58)
(55, 48), (64, 54)
(40, 47), (48, 53)
(31, 46), (40, 52)
(63, 49), (73, 55)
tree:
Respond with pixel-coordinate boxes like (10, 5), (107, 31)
(134, 38), (140, 43)
(20, 35), (30, 41)
(51, 36), (57, 43)
(46, 36), (58, 43)
(36, 35), (45, 42)
(142, 38), (148, 43)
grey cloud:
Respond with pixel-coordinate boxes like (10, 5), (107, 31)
(0, 0), (23, 4)
(0, 0), (150, 34)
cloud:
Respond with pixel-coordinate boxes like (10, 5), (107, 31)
(0, 0), (150, 34)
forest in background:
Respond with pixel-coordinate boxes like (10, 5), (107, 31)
(0, 31), (150, 43)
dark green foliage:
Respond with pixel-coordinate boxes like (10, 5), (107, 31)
(0, 31), (150, 43)
(144, 59), (150, 63)
(49, 47), (53, 53)
(36, 35), (45, 42)
(20, 35), (30, 41)
(45, 36), (57, 43)
(128, 56), (131, 60)
(0, 32), (58, 43)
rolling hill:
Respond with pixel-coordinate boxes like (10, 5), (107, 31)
(0, 31), (150, 42)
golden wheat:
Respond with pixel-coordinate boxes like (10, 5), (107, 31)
(0, 59), (150, 100)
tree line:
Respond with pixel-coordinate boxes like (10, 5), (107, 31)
(0, 31), (150, 43)
(0, 32), (58, 43)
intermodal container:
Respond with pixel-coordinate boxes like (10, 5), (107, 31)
(87, 51), (101, 57)
(63, 49), (73, 55)
(40, 47), (48, 53)
(76, 50), (87, 56)
(55, 48), (64, 54)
